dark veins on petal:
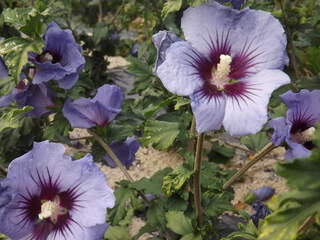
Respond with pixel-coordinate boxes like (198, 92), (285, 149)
(15, 168), (84, 239)
(184, 30), (262, 102)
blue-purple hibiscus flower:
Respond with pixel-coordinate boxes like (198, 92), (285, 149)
(29, 22), (85, 90)
(269, 90), (320, 161)
(103, 137), (140, 169)
(0, 59), (55, 117)
(0, 81), (55, 117)
(153, 2), (290, 136)
(63, 84), (124, 128)
(0, 141), (115, 240)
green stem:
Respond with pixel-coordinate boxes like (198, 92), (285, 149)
(0, 164), (7, 175)
(193, 133), (204, 227)
(88, 130), (150, 204)
(223, 142), (277, 189)
(298, 215), (315, 235)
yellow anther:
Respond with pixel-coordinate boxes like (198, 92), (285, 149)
(211, 55), (232, 89)
(38, 196), (67, 224)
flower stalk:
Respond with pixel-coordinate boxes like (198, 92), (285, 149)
(223, 142), (277, 189)
(193, 133), (204, 227)
(88, 129), (150, 204)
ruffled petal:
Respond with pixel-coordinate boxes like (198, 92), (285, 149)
(285, 137), (311, 162)
(62, 99), (97, 128)
(190, 93), (226, 133)
(66, 154), (115, 227)
(268, 117), (288, 146)
(181, 1), (288, 70)
(93, 84), (124, 111)
(58, 72), (79, 89)
(223, 69), (290, 136)
(156, 41), (204, 96)
(152, 30), (182, 72)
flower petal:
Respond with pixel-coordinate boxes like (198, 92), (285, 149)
(152, 30), (182, 72)
(103, 137), (140, 169)
(156, 41), (204, 96)
(223, 69), (290, 136)
(67, 154), (115, 227)
(281, 89), (320, 125)
(93, 84), (124, 112)
(62, 98), (98, 128)
(190, 93), (226, 133)
(268, 117), (288, 146)
(285, 137), (311, 162)
(181, 1), (288, 70)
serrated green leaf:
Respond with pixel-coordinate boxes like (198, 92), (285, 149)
(129, 167), (172, 195)
(162, 0), (183, 19)
(104, 226), (131, 240)
(0, 37), (44, 84)
(165, 211), (193, 235)
(141, 120), (180, 150)
(240, 132), (269, 152)
(162, 165), (193, 196)
(108, 185), (135, 225)
(2, 7), (32, 29)
(0, 106), (33, 133)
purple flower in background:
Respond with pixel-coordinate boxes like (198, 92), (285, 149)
(0, 80), (55, 117)
(0, 57), (8, 79)
(0, 141), (115, 240)
(252, 186), (275, 201)
(29, 22), (85, 90)
(250, 201), (270, 227)
(103, 137), (140, 169)
(218, 0), (246, 9)
(63, 84), (123, 128)
(269, 90), (320, 161)
(153, 2), (290, 136)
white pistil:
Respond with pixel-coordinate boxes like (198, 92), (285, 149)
(291, 127), (316, 144)
(211, 55), (232, 90)
(38, 196), (67, 224)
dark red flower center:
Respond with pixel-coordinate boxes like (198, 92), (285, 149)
(37, 51), (62, 64)
(185, 30), (263, 102)
(289, 107), (317, 149)
(15, 169), (84, 240)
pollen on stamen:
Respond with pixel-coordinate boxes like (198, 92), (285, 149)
(211, 54), (232, 89)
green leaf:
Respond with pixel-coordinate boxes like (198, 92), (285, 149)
(174, 97), (190, 110)
(180, 233), (202, 240)
(162, 0), (183, 19)
(0, 37), (44, 85)
(0, 106), (33, 133)
(162, 165), (193, 196)
(104, 226), (131, 240)
(165, 211), (193, 235)
(207, 141), (235, 164)
(108, 183), (135, 225)
(188, 0), (207, 7)
(141, 120), (180, 150)
(130, 167), (172, 195)
(2, 7), (32, 29)
(240, 132), (269, 152)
